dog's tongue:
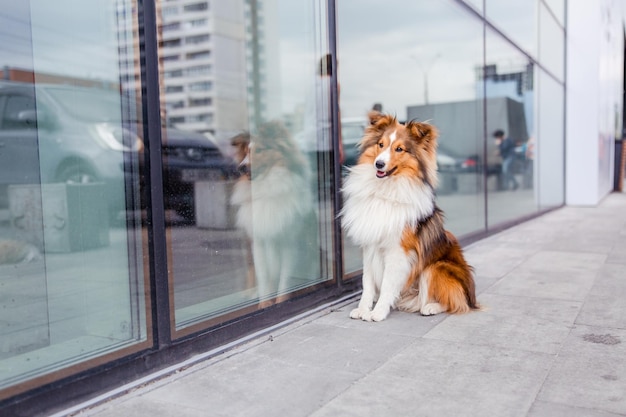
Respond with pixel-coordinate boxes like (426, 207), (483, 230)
(376, 170), (387, 178)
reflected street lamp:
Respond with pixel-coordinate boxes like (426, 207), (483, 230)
(413, 53), (441, 105)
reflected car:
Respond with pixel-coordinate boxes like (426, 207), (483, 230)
(436, 145), (480, 173)
(0, 83), (236, 221)
(341, 117), (369, 169)
(159, 127), (237, 220)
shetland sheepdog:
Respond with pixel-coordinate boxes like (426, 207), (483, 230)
(341, 112), (479, 322)
(230, 121), (319, 306)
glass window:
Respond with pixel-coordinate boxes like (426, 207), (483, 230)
(536, 70), (564, 208)
(189, 81), (213, 91)
(163, 5), (178, 16)
(166, 85), (185, 93)
(186, 34), (210, 44)
(0, 0), (149, 398)
(184, 2), (208, 12)
(485, 0), (537, 58)
(463, 0), (484, 14)
(189, 18), (208, 27)
(159, 0), (334, 333)
(337, 0), (486, 275)
(538, 1), (564, 81)
(543, 0), (565, 26)
(163, 39), (182, 47)
(485, 28), (537, 227)
(187, 51), (211, 60)
(163, 22), (181, 32)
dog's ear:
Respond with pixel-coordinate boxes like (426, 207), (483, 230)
(407, 120), (439, 188)
(367, 113), (396, 133)
(407, 120), (438, 149)
(367, 110), (383, 125)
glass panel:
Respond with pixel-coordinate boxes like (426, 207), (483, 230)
(543, 0), (565, 26)
(538, 2), (564, 81)
(161, 0), (334, 331)
(536, 70), (564, 208)
(485, 0), (537, 58)
(0, 0), (148, 396)
(463, 0), (484, 14)
(337, 0), (486, 275)
(485, 29), (537, 227)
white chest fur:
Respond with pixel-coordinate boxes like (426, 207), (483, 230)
(341, 164), (434, 248)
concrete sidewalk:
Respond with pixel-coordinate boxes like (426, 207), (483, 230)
(71, 192), (626, 417)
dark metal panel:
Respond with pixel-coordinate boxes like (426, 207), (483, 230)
(327, 0), (345, 283)
(137, 0), (172, 347)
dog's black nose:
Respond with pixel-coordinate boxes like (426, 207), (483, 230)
(375, 160), (385, 169)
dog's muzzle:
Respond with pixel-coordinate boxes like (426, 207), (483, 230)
(375, 160), (390, 178)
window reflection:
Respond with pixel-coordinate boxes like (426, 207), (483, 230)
(0, 0), (148, 395)
(231, 121), (321, 306)
(536, 70), (564, 208)
(161, 0), (334, 330)
(485, 30), (537, 226)
(485, 0), (537, 58)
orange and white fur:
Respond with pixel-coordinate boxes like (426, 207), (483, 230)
(341, 113), (479, 322)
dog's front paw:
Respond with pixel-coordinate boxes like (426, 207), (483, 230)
(369, 310), (388, 322)
(350, 307), (370, 320)
(368, 306), (390, 322)
(420, 302), (445, 316)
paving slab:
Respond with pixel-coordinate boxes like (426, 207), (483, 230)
(537, 324), (626, 415)
(527, 401), (625, 417)
(314, 301), (447, 337)
(575, 263), (626, 330)
(424, 293), (581, 354)
(311, 338), (554, 417)
(486, 267), (598, 301)
(90, 350), (361, 417)
(246, 321), (416, 376)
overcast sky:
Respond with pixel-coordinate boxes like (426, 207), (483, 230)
(273, 0), (540, 120)
(0, 0), (122, 82)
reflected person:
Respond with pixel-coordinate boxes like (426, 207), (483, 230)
(493, 129), (519, 191)
(230, 121), (319, 307)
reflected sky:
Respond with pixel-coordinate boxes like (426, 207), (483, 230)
(337, 0), (484, 119)
(0, 0), (122, 82)
(0, 2), (33, 70)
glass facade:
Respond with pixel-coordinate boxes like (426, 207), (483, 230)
(485, 27), (537, 226)
(160, 1), (335, 333)
(0, 0), (149, 400)
(0, 0), (568, 412)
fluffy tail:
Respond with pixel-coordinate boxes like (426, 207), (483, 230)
(396, 287), (422, 313)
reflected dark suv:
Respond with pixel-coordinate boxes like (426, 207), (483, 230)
(0, 83), (236, 220)
(159, 127), (237, 220)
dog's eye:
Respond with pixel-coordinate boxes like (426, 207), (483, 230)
(395, 146), (403, 153)
(378, 142), (384, 148)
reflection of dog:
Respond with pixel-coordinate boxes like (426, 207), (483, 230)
(0, 239), (40, 265)
(341, 113), (479, 321)
(231, 122), (318, 305)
